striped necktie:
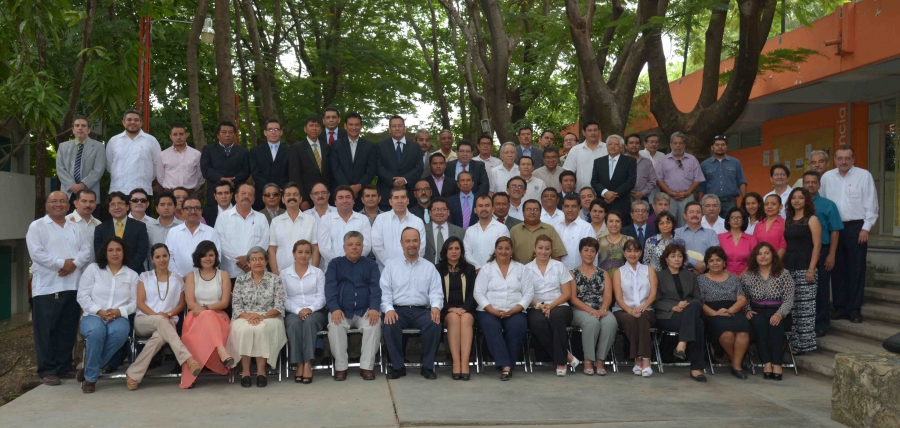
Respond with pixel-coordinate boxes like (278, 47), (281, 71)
(312, 142), (322, 171)
(74, 142), (84, 184)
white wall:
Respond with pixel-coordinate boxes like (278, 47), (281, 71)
(0, 172), (36, 240)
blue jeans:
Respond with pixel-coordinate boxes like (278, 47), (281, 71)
(80, 316), (130, 382)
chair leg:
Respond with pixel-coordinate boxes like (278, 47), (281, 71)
(652, 332), (664, 374)
(785, 334), (799, 375)
(706, 341), (716, 375)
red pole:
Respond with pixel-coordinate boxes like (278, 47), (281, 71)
(234, 94), (240, 147)
(136, 15), (152, 133)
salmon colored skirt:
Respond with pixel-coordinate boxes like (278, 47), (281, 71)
(180, 310), (230, 388)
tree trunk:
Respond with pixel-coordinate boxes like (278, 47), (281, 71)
(58, 0), (96, 148)
(187, 0), (210, 150)
(239, 0), (276, 124)
(214, 0), (236, 124)
(233, 3), (258, 145)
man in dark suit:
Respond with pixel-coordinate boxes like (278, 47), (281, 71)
(200, 121), (250, 205)
(491, 192), (522, 230)
(202, 180), (233, 227)
(409, 179), (433, 222)
(448, 172), (477, 230)
(425, 153), (458, 198)
(558, 170), (577, 210)
(591, 135), (636, 226)
(423, 197), (464, 263)
(319, 107), (347, 146)
(94, 191), (149, 274)
(622, 200), (657, 258)
(514, 126), (543, 169)
(375, 115), (423, 210)
(288, 115), (331, 209)
(330, 112), (377, 211)
(249, 118), (290, 210)
(444, 141), (489, 196)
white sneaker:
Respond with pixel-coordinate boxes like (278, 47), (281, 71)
(642, 367), (653, 377)
(633, 365), (642, 375)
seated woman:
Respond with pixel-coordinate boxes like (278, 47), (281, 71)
(181, 240), (233, 389)
(569, 237), (617, 376)
(228, 246), (287, 388)
(526, 235), (578, 376)
(281, 240), (327, 384)
(474, 237), (534, 381)
(718, 207), (757, 277)
(436, 237), (477, 381)
(76, 237), (139, 394)
(597, 210), (634, 272)
(642, 211), (684, 271)
(125, 244), (202, 390)
(653, 243), (707, 382)
(612, 240), (658, 377)
(697, 246), (752, 379)
(742, 242), (795, 381)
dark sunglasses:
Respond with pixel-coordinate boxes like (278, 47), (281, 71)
(130, 198), (149, 204)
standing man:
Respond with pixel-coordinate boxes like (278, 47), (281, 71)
(416, 129), (433, 179)
(514, 125), (544, 169)
(557, 194), (595, 270)
(448, 172), (476, 230)
(698, 135), (747, 216)
(765, 164), (792, 218)
(107, 109), (162, 196)
(655, 132), (705, 227)
(215, 183), (270, 281)
(94, 191), (149, 274)
(424, 197), (464, 263)
(795, 150), (830, 188)
(446, 141), (489, 196)
(639, 133), (665, 167)
(289, 116), (332, 208)
(491, 143), (519, 194)
(436, 130), (458, 162)
(591, 134), (636, 225)
(409, 179), (433, 223)
(381, 227), (444, 380)
(268, 183), (319, 275)
(492, 192), (522, 230)
(700, 194), (726, 233)
(563, 120), (607, 192)
(199, 121), (250, 204)
(257, 184), (285, 224)
(473, 134), (501, 185)
(622, 200), (657, 249)
(249, 118), (290, 210)
(464, 195), (510, 270)
(559, 132), (578, 164)
(146, 192), (183, 249)
(518, 157), (546, 202)
(540, 188), (564, 227)
(156, 123), (203, 194)
(57, 115), (106, 204)
(506, 177), (527, 221)
(533, 147), (565, 192)
(202, 181), (233, 227)
(820, 146), (878, 324)
(509, 200), (567, 263)
(558, 170), (577, 206)
(127, 188), (157, 226)
(27, 191), (92, 385)
(625, 133), (657, 202)
(425, 153), (458, 198)
(675, 201), (719, 275)
(376, 115), (423, 210)
(304, 183), (337, 220)
(165, 196), (221, 277)
(318, 186), (373, 269)
(319, 107), (347, 146)
(66, 189), (101, 263)
(331, 112), (377, 210)
(537, 130), (556, 150)
(802, 170), (843, 336)
(372, 187), (426, 268)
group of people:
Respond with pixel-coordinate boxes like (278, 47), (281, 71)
(28, 109), (877, 392)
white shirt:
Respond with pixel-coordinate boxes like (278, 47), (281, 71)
(26, 215), (93, 297)
(129, 212), (159, 226)
(599, 154), (621, 197)
(165, 222), (221, 277)
(820, 166), (879, 231)
(491, 164), (520, 194)
(303, 205), (337, 220)
(555, 218), (595, 270)
(280, 264), (326, 314)
(474, 155), (502, 191)
(507, 201), (524, 221)
(269, 211), (318, 273)
(764, 187), (792, 218)
(318, 210), (372, 270)
(136, 270), (185, 319)
(540, 208), (564, 227)
(522, 176), (546, 202)
(474, 261), (534, 312)
(464, 219), (510, 269)
(214, 207), (270, 278)
(106, 129), (162, 195)
(700, 216), (727, 234)
(372, 210), (426, 268)
(526, 259), (572, 305)
(562, 141), (608, 192)
(613, 262), (653, 312)
(65, 211), (101, 263)
(77, 263), (139, 317)
(379, 257), (444, 313)
(639, 149), (665, 167)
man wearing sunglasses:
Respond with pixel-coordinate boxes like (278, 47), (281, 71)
(127, 188), (158, 226)
(698, 135), (747, 217)
(655, 132), (705, 227)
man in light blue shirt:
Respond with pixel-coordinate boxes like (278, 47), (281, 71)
(803, 170), (843, 336)
(675, 201), (719, 275)
(698, 136), (747, 217)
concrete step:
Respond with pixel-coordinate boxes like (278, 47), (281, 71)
(830, 318), (899, 342)
(795, 351), (835, 378)
(865, 286), (900, 305)
(816, 332), (886, 355)
(861, 302), (900, 324)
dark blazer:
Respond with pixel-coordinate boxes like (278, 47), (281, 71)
(500, 215), (522, 231)
(202, 206), (221, 227)
(444, 160), (490, 197)
(319, 127), (347, 146)
(591, 155), (637, 225)
(330, 136), (377, 188)
(622, 223), (657, 247)
(438, 264), (478, 316)
(426, 175), (459, 198)
(93, 218), (149, 274)
(408, 204), (428, 222)
(258, 207), (285, 224)
(249, 142), (290, 210)
(424, 222), (464, 264)
(375, 139), (423, 210)
(653, 269), (702, 320)
(200, 143), (250, 203)
(515, 145), (544, 169)
(448, 193), (477, 230)
(288, 138), (332, 202)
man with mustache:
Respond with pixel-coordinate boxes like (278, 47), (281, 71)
(655, 132), (705, 228)
(268, 183), (319, 275)
(674, 201), (718, 275)
(215, 183), (270, 282)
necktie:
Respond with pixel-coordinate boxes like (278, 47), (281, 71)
(462, 195), (471, 228)
(461, 163), (467, 172)
(396, 142), (403, 163)
(436, 225), (444, 261)
(584, 211), (591, 222)
(271, 145), (278, 161)
(497, 216), (505, 224)
(609, 157), (616, 179)
(312, 143), (322, 171)
(637, 226), (644, 244)
(224, 145), (231, 157)
(115, 220), (124, 238)
(424, 208), (430, 224)
(329, 131), (335, 145)
(74, 142), (84, 184)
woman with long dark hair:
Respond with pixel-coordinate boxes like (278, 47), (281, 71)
(435, 237), (477, 380)
(698, 246), (751, 379)
(784, 188), (821, 354)
(741, 192), (764, 234)
(742, 242), (795, 380)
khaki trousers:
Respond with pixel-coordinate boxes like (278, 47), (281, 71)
(328, 314), (381, 371)
(126, 315), (193, 382)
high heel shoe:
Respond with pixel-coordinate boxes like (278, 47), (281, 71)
(772, 373), (783, 381)
(763, 372), (773, 380)
(452, 372), (461, 380)
(460, 373), (470, 381)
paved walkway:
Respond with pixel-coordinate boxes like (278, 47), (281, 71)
(0, 365), (843, 427)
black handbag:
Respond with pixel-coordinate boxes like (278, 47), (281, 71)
(884, 331), (900, 354)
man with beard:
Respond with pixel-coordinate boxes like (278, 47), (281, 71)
(107, 110), (161, 195)
(409, 179), (433, 223)
(655, 132), (704, 227)
(66, 189), (102, 262)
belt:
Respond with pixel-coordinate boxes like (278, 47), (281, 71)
(843, 219), (864, 225)
(750, 301), (782, 309)
(719, 196), (737, 202)
(393, 305), (428, 309)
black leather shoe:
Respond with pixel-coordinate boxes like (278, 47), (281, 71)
(690, 373), (707, 383)
(451, 372), (461, 380)
(461, 373), (470, 381)
(421, 368), (437, 380)
(772, 373), (783, 381)
(673, 349), (687, 361)
(815, 330), (827, 338)
(257, 375), (267, 387)
(386, 367), (407, 379)
(240, 376), (252, 388)
(849, 314), (863, 323)
(762, 372), (773, 380)
(731, 368), (747, 379)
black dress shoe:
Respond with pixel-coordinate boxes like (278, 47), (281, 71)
(673, 349), (687, 361)
(240, 376), (252, 388)
(849, 314), (863, 323)
(762, 372), (773, 380)
(257, 375), (267, 387)
(461, 373), (470, 381)
(690, 373), (707, 383)
(772, 373), (783, 381)
(731, 368), (747, 380)
(815, 330), (827, 338)
(386, 367), (407, 379)
(101, 366), (117, 375)
(421, 368), (437, 380)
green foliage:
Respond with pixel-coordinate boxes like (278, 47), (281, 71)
(718, 46), (824, 85)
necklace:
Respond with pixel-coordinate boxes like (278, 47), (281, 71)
(156, 270), (170, 301)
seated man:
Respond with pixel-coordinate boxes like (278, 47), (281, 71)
(381, 227), (443, 380)
(325, 231), (382, 381)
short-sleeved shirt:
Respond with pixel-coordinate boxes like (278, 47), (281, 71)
(812, 194), (844, 245)
(697, 273), (744, 302)
(675, 225), (719, 268)
(699, 155), (747, 198)
(526, 259), (572, 305)
(752, 216), (787, 252)
(509, 222), (567, 263)
(655, 153), (705, 192)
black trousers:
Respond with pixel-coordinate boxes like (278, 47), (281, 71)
(832, 220), (867, 317)
(749, 305), (791, 366)
(32, 291), (80, 378)
(814, 246), (832, 333)
(382, 306), (442, 371)
(655, 301), (705, 370)
(527, 306), (573, 366)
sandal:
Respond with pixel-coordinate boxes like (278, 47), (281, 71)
(633, 365), (642, 375)
(556, 368), (567, 377)
(597, 368), (607, 376)
(301, 375), (313, 384)
(126, 374), (139, 391)
(582, 367), (595, 376)
(295, 376), (304, 383)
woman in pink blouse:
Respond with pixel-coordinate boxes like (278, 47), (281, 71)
(752, 194), (786, 259)
(718, 207), (758, 276)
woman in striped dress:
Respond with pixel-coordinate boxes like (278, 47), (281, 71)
(783, 188), (821, 353)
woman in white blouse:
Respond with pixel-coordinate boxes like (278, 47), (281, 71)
(526, 235), (579, 376)
(612, 240), (658, 377)
(281, 240), (327, 384)
(76, 237), (139, 393)
(125, 244), (202, 390)
(474, 236), (533, 381)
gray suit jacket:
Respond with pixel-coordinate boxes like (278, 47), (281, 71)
(500, 215), (522, 231)
(653, 269), (702, 319)
(56, 138), (106, 197)
(424, 221), (464, 264)
(515, 145), (544, 169)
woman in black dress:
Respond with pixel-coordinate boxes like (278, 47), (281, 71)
(436, 237), (477, 380)
(697, 246), (751, 379)
(784, 188), (821, 353)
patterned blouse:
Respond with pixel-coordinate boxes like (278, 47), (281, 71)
(740, 270), (794, 317)
(697, 273), (744, 302)
(232, 271), (286, 319)
(597, 234), (634, 272)
(593, 223), (609, 241)
(573, 267), (606, 310)
(642, 234), (685, 271)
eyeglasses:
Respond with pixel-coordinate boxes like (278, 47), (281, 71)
(415, 187), (431, 192)
(431, 207), (449, 213)
(632, 209), (648, 214)
(524, 208), (541, 213)
(265, 128), (281, 132)
(130, 198), (149, 204)
(729, 216), (743, 221)
(263, 193), (280, 197)
(508, 184), (525, 190)
(311, 191), (328, 197)
(676, 159), (684, 170)
(183, 206), (203, 212)
(109, 202), (127, 207)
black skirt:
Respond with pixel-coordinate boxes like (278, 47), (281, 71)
(704, 300), (751, 339)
